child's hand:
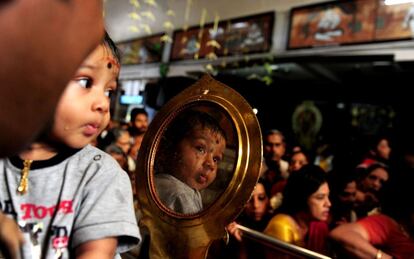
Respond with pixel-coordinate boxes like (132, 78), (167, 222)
(226, 222), (243, 242)
(0, 212), (24, 259)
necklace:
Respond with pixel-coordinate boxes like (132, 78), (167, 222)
(17, 159), (33, 194)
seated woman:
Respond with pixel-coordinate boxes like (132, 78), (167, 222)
(224, 178), (273, 258)
(329, 171), (414, 259)
(263, 164), (331, 255)
(154, 110), (226, 214)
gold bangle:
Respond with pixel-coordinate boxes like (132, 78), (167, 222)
(376, 249), (383, 259)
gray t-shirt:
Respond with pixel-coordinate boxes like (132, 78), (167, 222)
(0, 145), (140, 259)
(154, 173), (203, 214)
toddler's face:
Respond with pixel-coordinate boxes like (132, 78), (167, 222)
(52, 45), (119, 148)
(174, 127), (226, 191)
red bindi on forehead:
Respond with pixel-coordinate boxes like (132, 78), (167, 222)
(211, 133), (225, 145)
(215, 134), (224, 144)
(105, 56), (120, 70)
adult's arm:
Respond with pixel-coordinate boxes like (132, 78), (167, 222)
(0, 0), (104, 157)
(0, 212), (24, 259)
(329, 222), (392, 259)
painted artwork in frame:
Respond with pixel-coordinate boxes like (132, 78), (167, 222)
(288, 0), (377, 49)
(170, 12), (274, 61)
(170, 23), (215, 61)
(117, 33), (164, 65)
(216, 12), (274, 56)
(375, 1), (414, 41)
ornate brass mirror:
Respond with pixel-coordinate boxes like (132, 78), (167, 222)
(136, 74), (262, 259)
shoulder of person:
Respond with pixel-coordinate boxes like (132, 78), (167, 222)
(268, 213), (296, 227)
(155, 174), (193, 194)
(69, 145), (128, 177)
(359, 213), (397, 226)
(76, 145), (121, 165)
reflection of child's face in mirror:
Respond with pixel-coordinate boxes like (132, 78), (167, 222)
(174, 127), (226, 191)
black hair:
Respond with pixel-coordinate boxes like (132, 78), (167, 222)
(264, 129), (285, 143)
(102, 31), (121, 64)
(257, 177), (272, 199)
(156, 109), (226, 174)
(105, 144), (126, 156)
(367, 134), (390, 151)
(357, 162), (389, 181)
(165, 109), (226, 146)
(130, 108), (148, 123)
(279, 164), (328, 215)
(111, 127), (129, 141)
(328, 168), (357, 199)
(290, 149), (311, 163)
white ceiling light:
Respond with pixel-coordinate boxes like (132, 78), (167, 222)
(385, 0), (414, 5)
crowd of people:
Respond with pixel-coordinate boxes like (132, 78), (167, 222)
(0, 1), (413, 257)
(222, 129), (414, 258)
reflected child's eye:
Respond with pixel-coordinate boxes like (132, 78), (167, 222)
(77, 78), (93, 88)
(104, 88), (115, 98)
(196, 146), (206, 154)
(213, 156), (222, 163)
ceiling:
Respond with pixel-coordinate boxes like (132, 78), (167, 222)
(104, 0), (321, 42)
(106, 0), (414, 96)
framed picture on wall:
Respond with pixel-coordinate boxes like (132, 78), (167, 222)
(170, 12), (274, 61)
(170, 24), (216, 61)
(375, 2), (414, 41)
(117, 33), (164, 65)
(216, 12), (274, 56)
(287, 0), (377, 49)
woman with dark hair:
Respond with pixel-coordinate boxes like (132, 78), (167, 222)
(358, 135), (391, 168)
(228, 178), (273, 236)
(222, 178), (273, 259)
(263, 164), (331, 255)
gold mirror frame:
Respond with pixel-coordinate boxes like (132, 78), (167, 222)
(136, 74), (262, 259)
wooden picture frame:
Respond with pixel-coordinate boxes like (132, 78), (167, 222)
(375, 2), (414, 41)
(287, 0), (377, 49)
(170, 24), (215, 61)
(117, 33), (164, 65)
(288, 0), (414, 50)
(170, 12), (274, 61)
